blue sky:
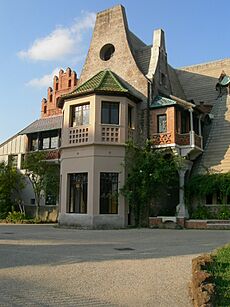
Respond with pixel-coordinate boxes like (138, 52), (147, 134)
(0, 0), (229, 144)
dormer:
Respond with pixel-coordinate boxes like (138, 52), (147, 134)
(58, 70), (141, 148)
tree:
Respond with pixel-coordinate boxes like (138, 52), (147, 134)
(121, 142), (179, 227)
(23, 152), (59, 219)
(0, 161), (25, 218)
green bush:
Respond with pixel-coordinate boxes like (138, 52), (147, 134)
(217, 206), (230, 220)
(191, 205), (212, 219)
(207, 245), (230, 306)
(5, 211), (28, 223)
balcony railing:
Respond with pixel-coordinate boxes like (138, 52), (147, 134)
(151, 133), (172, 145)
(175, 133), (190, 146)
(152, 132), (202, 149)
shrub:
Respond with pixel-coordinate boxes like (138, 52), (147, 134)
(217, 206), (230, 220)
(5, 211), (28, 223)
(191, 205), (212, 219)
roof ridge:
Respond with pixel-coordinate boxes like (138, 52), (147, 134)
(106, 70), (128, 92)
(97, 70), (107, 88)
(75, 70), (104, 92)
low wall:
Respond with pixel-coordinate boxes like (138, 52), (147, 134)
(185, 220), (208, 229)
(149, 216), (182, 229)
(149, 217), (230, 229)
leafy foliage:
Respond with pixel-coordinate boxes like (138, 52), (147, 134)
(5, 211), (27, 223)
(191, 205), (230, 220)
(0, 162), (25, 218)
(191, 205), (212, 219)
(207, 245), (230, 306)
(217, 206), (230, 220)
(186, 172), (230, 218)
(121, 141), (180, 227)
(186, 172), (230, 204)
(23, 152), (59, 218)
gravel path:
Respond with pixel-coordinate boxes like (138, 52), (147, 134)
(1, 225), (230, 306)
(0, 255), (194, 306)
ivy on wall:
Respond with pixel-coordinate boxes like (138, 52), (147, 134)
(121, 141), (180, 227)
(185, 171), (230, 220)
(186, 172), (230, 206)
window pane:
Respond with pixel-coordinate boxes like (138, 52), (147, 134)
(31, 138), (38, 151)
(101, 102), (110, 124)
(157, 114), (167, 133)
(82, 104), (90, 125)
(101, 102), (119, 125)
(75, 106), (82, 126)
(71, 104), (90, 127)
(42, 137), (50, 149)
(128, 105), (133, 128)
(68, 173), (88, 213)
(110, 103), (119, 124)
(51, 136), (59, 148)
(100, 172), (118, 214)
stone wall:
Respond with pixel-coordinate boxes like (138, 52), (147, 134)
(25, 205), (58, 222)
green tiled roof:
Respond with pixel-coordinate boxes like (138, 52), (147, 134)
(150, 95), (177, 108)
(58, 70), (141, 107)
(71, 70), (128, 96)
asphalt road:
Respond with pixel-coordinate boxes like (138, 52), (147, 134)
(0, 225), (230, 306)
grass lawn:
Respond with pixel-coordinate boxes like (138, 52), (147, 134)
(207, 244), (230, 306)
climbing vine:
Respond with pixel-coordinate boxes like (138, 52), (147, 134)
(185, 171), (230, 208)
(121, 141), (180, 227)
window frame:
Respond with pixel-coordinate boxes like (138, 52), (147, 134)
(68, 173), (88, 214)
(100, 172), (119, 214)
(70, 103), (90, 127)
(157, 114), (167, 133)
(101, 101), (120, 125)
(128, 105), (134, 129)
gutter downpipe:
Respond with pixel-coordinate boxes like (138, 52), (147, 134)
(147, 78), (152, 140)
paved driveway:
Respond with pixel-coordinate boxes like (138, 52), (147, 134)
(0, 225), (230, 306)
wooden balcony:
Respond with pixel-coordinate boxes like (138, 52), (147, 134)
(151, 133), (172, 145)
(151, 132), (203, 159)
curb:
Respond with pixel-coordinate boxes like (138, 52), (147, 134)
(191, 254), (215, 306)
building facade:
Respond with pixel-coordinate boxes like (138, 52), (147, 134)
(0, 68), (77, 220)
(1, 5), (230, 226)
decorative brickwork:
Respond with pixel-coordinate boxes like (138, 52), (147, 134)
(175, 133), (190, 146)
(152, 133), (172, 145)
(41, 68), (77, 118)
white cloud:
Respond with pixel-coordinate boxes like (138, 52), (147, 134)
(26, 68), (60, 88)
(18, 11), (96, 61)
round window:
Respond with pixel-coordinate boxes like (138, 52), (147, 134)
(100, 44), (115, 61)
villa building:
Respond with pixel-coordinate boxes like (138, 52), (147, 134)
(0, 5), (230, 227)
